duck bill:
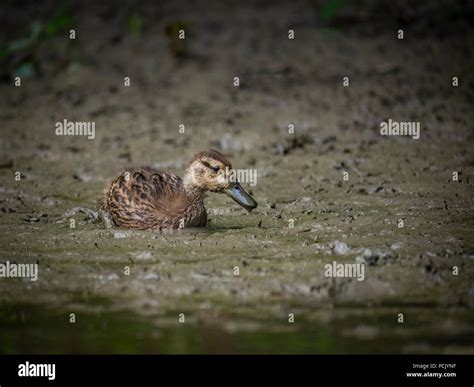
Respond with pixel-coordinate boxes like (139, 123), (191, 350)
(224, 182), (257, 212)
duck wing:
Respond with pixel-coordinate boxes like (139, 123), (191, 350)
(102, 166), (189, 229)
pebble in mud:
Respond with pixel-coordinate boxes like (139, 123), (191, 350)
(390, 242), (403, 250)
(143, 272), (160, 281)
(314, 241), (351, 255)
(130, 251), (154, 260)
(113, 231), (132, 239)
(330, 241), (350, 255)
(355, 249), (396, 266)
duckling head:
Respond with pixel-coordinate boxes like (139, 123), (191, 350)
(183, 149), (258, 211)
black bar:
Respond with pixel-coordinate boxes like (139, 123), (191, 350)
(0, 355), (472, 386)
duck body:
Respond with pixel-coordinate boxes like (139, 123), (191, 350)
(100, 150), (257, 230)
(101, 166), (207, 229)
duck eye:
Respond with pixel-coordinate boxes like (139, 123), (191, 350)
(211, 166), (220, 173)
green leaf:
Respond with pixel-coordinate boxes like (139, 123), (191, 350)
(0, 45), (8, 61)
(45, 3), (74, 36)
(15, 62), (36, 79)
(6, 22), (43, 53)
(127, 14), (143, 36)
(30, 21), (43, 42)
(320, 0), (344, 23)
(7, 38), (32, 52)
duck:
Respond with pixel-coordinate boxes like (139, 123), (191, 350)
(100, 149), (257, 230)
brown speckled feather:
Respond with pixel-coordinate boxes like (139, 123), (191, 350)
(190, 149), (232, 169)
(101, 166), (207, 230)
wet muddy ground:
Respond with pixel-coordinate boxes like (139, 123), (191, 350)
(0, 0), (473, 353)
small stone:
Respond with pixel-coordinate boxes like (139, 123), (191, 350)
(363, 249), (373, 258)
(355, 256), (365, 264)
(333, 241), (350, 255)
(114, 231), (131, 239)
(132, 251), (153, 260)
(390, 242), (403, 250)
(144, 272), (160, 281)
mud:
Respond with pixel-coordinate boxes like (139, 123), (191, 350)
(0, 0), (473, 353)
